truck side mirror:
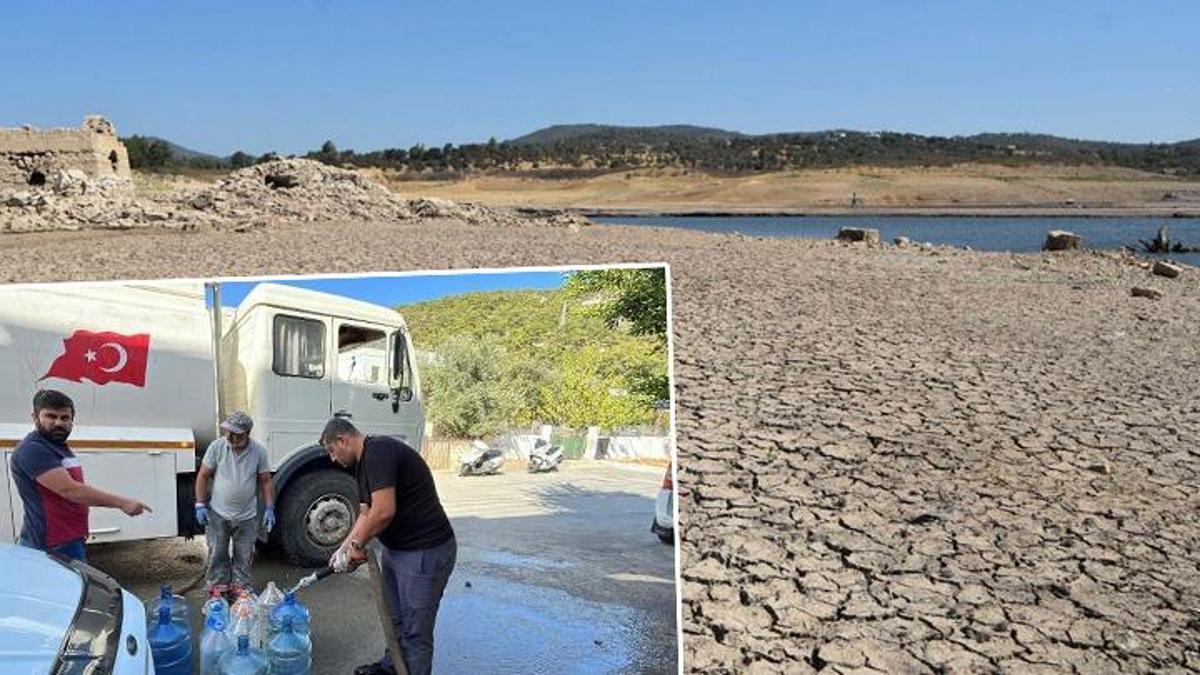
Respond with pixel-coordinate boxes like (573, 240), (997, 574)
(391, 386), (413, 412)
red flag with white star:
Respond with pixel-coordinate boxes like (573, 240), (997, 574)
(39, 330), (151, 387)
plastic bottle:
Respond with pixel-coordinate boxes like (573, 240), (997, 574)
(229, 588), (258, 640)
(266, 615), (313, 675)
(219, 634), (270, 675)
(255, 581), (285, 649)
(269, 591), (312, 637)
(145, 584), (188, 630)
(147, 605), (192, 675)
(199, 613), (234, 675)
(202, 586), (230, 626)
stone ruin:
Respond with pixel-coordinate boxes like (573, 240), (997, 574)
(0, 115), (132, 187)
(2, 152), (591, 232)
(0, 117), (588, 232)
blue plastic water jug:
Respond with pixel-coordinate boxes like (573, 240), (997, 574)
(269, 591), (311, 636)
(219, 634), (269, 675)
(147, 605), (191, 675)
(199, 613), (234, 675)
(145, 584), (189, 629)
(266, 615), (313, 675)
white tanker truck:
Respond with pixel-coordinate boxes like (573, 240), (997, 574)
(0, 279), (424, 566)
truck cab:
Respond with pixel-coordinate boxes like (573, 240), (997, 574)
(219, 283), (424, 564)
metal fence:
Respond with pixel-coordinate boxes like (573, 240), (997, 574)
(421, 423), (672, 470)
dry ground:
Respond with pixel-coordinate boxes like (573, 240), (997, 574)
(2, 220), (1199, 673)
(377, 164), (1200, 216)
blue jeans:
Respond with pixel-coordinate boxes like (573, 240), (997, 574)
(19, 535), (87, 562)
(378, 535), (457, 675)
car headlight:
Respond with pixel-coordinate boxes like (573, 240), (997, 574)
(48, 555), (124, 674)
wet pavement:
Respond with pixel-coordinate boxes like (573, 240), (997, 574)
(87, 461), (678, 674)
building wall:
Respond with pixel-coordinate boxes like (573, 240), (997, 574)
(0, 116), (132, 186)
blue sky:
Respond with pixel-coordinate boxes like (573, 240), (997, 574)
(3, 1), (1197, 154)
(215, 271), (567, 309)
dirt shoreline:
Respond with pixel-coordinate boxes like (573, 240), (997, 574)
(580, 205), (1200, 219)
(2, 219), (1198, 673)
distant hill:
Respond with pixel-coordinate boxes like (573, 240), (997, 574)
(121, 135), (230, 170)
(509, 124), (745, 146)
(139, 136), (222, 162)
(130, 124), (1200, 177)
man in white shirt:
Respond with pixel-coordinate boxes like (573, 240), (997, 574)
(194, 410), (275, 595)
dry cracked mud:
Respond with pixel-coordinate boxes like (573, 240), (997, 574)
(1, 220), (1197, 674)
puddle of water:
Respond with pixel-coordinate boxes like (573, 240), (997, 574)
(475, 549), (573, 570)
(435, 573), (655, 674)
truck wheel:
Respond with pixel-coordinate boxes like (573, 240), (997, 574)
(277, 469), (358, 567)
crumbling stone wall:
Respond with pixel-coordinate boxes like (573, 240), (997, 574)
(0, 115), (131, 186)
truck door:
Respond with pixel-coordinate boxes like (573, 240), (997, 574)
(330, 321), (417, 444)
(390, 327), (424, 449)
(262, 312), (332, 467)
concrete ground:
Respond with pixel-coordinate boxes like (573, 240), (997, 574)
(87, 461), (678, 674)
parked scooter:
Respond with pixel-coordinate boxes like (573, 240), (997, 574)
(459, 439), (506, 476)
(527, 438), (564, 473)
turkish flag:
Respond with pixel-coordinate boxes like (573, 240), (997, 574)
(39, 330), (151, 387)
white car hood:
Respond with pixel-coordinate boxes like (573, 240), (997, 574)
(0, 545), (82, 673)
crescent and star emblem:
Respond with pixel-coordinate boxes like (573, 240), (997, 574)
(99, 342), (129, 373)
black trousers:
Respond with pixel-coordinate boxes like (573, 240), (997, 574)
(377, 535), (457, 675)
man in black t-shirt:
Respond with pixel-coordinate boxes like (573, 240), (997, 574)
(321, 417), (457, 675)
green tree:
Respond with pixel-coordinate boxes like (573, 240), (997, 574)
(565, 267), (668, 341)
(421, 335), (524, 438)
(403, 286), (670, 433)
(122, 136), (172, 169)
(229, 151), (254, 169)
(566, 266), (672, 338)
(564, 268), (669, 403)
(538, 346), (655, 429)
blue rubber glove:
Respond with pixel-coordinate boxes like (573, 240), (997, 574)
(263, 507), (275, 533)
(195, 503), (208, 527)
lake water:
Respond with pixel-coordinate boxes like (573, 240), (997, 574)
(594, 215), (1200, 267)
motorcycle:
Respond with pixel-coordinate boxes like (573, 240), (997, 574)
(459, 439), (506, 476)
(527, 438), (564, 473)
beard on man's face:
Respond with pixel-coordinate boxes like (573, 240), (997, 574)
(38, 420), (72, 442)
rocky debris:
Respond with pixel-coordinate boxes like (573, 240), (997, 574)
(409, 197), (590, 228)
(1130, 286), (1163, 300)
(893, 235), (911, 247)
(176, 159), (414, 228)
(1, 158), (590, 232)
(1043, 230), (1082, 251)
(1152, 261), (1183, 279)
(0, 168), (139, 232)
(836, 227), (880, 244)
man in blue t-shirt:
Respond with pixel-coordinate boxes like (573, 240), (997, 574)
(10, 389), (152, 561)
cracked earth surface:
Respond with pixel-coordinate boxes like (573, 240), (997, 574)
(2, 220), (1198, 673)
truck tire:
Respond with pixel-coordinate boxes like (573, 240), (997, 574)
(277, 468), (358, 567)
